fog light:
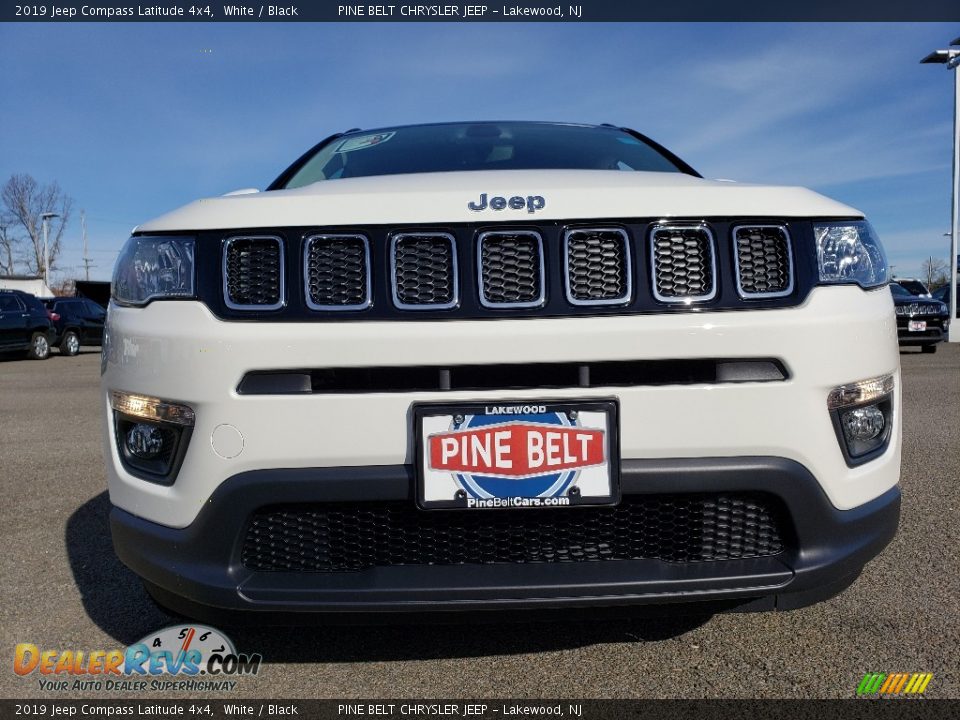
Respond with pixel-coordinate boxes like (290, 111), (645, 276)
(841, 405), (885, 443)
(828, 374), (894, 465)
(125, 423), (165, 459)
(111, 391), (194, 484)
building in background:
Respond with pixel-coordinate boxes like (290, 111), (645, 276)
(0, 275), (53, 297)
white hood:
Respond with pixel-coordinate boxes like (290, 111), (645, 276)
(137, 169), (861, 232)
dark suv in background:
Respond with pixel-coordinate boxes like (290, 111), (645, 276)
(0, 289), (54, 360)
(891, 283), (950, 352)
(42, 297), (107, 356)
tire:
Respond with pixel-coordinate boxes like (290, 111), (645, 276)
(59, 330), (80, 356)
(921, 344), (937, 354)
(26, 332), (50, 360)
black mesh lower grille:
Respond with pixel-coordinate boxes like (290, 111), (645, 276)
(306, 235), (369, 308)
(241, 493), (788, 572)
(392, 233), (456, 307)
(734, 226), (792, 296)
(479, 232), (543, 306)
(565, 228), (630, 302)
(225, 237), (282, 307)
(651, 226), (715, 300)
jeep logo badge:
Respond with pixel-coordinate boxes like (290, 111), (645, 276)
(468, 193), (546, 214)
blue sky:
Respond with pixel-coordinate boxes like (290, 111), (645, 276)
(0, 22), (957, 281)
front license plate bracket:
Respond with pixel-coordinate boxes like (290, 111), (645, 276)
(414, 399), (620, 510)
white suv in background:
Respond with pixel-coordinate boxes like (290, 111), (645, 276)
(102, 121), (900, 621)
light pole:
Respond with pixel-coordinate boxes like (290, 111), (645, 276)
(40, 212), (59, 289)
(922, 37), (960, 341)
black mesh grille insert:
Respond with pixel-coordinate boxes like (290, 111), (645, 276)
(479, 232), (543, 306)
(305, 235), (369, 309)
(225, 237), (282, 308)
(392, 233), (456, 307)
(565, 228), (630, 303)
(241, 493), (787, 572)
(651, 226), (715, 300)
(734, 226), (792, 296)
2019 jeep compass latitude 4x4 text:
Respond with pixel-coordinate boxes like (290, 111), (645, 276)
(103, 122), (901, 620)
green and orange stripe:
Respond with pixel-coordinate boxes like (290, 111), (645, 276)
(857, 673), (933, 695)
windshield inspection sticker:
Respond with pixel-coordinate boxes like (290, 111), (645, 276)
(336, 132), (395, 153)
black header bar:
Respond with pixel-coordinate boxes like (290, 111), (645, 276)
(2, 0), (959, 22)
(1, 700), (959, 719)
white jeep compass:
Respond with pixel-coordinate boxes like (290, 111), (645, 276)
(102, 121), (901, 620)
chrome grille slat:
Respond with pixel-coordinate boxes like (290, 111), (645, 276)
(477, 231), (545, 308)
(733, 225), (793, 298)
(650, 224), (716, 302)
(223, 236), (284, 310)
(304, 234), (371, 311)
(390, 232), (458, 309)
(564, 228), (631, 305)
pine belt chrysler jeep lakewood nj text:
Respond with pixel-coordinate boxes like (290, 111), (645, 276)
(103, 122), (901, 620)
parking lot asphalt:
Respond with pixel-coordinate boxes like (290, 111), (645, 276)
(1, 344), (958, 700)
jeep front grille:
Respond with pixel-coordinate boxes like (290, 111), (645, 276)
(223, 236), (284, 310)
(304, 234), (371, 310)
(650, 225), (716, 302)
(205, 219), (812, 320)
(477, 230), (544, 307)
(391, 232), (458, 309)
(895, 302), (941, 316)
(733, 225), (793, 298)
(241, 493), (788, 572)
(564, 228), (631, 305)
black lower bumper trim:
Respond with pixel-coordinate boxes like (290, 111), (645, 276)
(898, 327), (946, 345)
(111, 458), (900, 618)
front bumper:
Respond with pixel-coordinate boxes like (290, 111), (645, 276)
(111, 457), (900, 619)
(102, 285), (901, 528)
(896, 320), (948, 346)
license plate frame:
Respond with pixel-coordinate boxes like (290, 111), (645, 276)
(413, 398), (620, 510)
(908, 320), (927, 332)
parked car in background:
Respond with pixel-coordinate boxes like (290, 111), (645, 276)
(893, 278), (932, 298)
(891, 283), (949, 352)
(932, 283), (959, 319)
(42, 297), (107, 356)
(0, 289), (54, 360)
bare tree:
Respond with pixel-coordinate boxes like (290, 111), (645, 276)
(50, 277), (76, 297)
(921, 256), (949, 290)
(0, 218), (17, 275)
(1, 174), (72, 277)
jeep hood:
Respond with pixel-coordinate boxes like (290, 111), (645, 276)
(136, 169), (862, 232)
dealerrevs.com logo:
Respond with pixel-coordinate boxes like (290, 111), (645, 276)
(14, 625), (262, 692)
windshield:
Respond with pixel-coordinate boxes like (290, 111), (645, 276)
(890, 284), (913, 298)
(895, 280), (928, 296)
(278, 122), (691, 189)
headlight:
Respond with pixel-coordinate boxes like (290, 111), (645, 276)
(112, 235), (195, 306)
(814, 221), (888, 288)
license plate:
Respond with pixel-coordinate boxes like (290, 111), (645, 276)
(415, 400), (619, 510)
(909, 320), (927, 332)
